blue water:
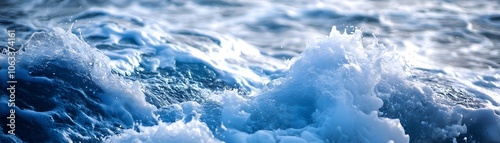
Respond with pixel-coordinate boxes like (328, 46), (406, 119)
(1, 0), (500, 142)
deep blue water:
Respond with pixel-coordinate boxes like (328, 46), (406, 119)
(1, 0), (500, 142)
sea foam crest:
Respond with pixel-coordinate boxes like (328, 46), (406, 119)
(106, 26), (409, 143)
(0, 27), (158, 142)
(214, 26), (409, 143)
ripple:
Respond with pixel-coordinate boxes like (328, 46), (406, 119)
(488, 15), (500, 24)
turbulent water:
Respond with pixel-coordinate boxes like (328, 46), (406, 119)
(1, 0), (500, 142)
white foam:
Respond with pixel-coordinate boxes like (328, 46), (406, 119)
(109, 27), (409, 142)
(105, 119), (221, 143)
(213, 27), (409, 142)
(76, 14), (287, 90)
(11, 27), (158, 139)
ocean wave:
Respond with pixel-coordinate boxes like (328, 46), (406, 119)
(2, 0), (500, 143)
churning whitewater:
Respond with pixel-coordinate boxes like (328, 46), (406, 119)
(1, 0), (500, 143)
